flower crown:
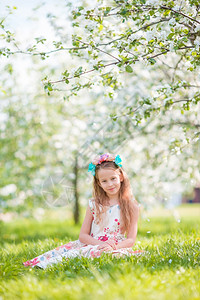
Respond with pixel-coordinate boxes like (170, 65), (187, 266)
(88, 153), (122, 176)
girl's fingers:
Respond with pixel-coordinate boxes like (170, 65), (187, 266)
(98, 246), (112, 251)
(104, 247), (112, 252)
(97, 241), (117, 250)
(97, 246), (105, 250)
(106, 241), (117, 249)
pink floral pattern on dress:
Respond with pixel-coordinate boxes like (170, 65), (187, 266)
(23, 199), (143, 269)
(23, 257), (40, 267)
(98, 235), (108, 241)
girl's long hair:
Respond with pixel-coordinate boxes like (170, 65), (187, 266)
(92, 161), (138, 234)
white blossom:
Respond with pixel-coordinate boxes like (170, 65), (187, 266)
(138, 56), (144, 62)
(173, 5), (181, 11)
(146, 0), (160, 5)
(112, 65), (120, 77)
(92, 50), (98, 56)
(168, 18), (176, 26)
(160, 30), (167, 40)
(130, 31), (143, 40)
(194, 37), (200, 48)
(195, 25), (200, 31)
(146, 31), (154, 41)
(169, 41), (174, 52)
(88, 45), (93, 52)
(0, 184), (17, 196)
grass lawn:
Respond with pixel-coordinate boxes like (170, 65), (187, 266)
(0, 204), (199, 300)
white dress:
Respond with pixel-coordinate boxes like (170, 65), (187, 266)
(23, 199), (143, 269)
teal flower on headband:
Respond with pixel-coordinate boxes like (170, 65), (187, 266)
(88, 153), (122, 176)
(114, 155), (122, 167)
(88, 163), (96, 176)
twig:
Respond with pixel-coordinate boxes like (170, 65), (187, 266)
(75, 39), (121, 62)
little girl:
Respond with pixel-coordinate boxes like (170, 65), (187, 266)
(23, 153), (143, 269)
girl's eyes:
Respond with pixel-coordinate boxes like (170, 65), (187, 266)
(102, 178), (116, 183)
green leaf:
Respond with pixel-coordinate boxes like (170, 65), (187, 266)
(167, 33), (175, 40)
(125, 65), (133, 73)
(99, 24), (103, 32)
(62, 70), (69, 77)
(47, 85), (53, 91)
(78, 6), (84, 11)
(148, 58), (156, 65)
(110, 114), (117, 121)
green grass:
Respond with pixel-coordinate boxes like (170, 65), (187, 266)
(0, 204), (200, 300)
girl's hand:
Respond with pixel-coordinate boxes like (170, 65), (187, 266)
(97, 241), (106, 246)
(97, 243), (113, 252)
(97, 239), (117, 250)
(105, 239), (117, 250)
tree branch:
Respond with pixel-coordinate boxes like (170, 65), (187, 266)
(10, 46), (87, 56)
(75, 38), (121, 62)
(160, 5), (200, 25)
(81, 5), (200, 25)
(50, 61), (118, 84)
(98, 17), (171, 46)
(48, 45), (195, 85)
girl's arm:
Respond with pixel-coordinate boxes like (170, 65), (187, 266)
(115, 202), (140, 250)
(79, 205), (104, 246)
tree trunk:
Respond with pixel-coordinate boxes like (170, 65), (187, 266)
(73, 155), (80, 224)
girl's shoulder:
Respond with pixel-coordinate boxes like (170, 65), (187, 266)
(88, 198), (102, 213)
(88, 198), (95, 212)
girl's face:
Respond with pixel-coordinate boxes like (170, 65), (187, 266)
(97, 168), (123, 198)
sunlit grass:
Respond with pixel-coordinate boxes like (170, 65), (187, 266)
(0, 204), (199, 300)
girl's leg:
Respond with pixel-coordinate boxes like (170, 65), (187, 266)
(23, 240), (82, 269)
